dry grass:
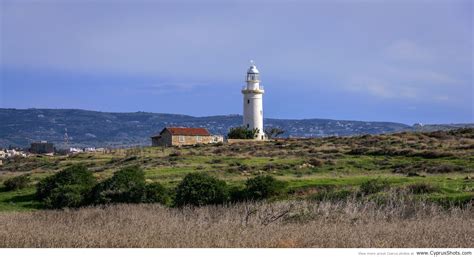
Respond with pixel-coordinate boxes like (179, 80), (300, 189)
(0, 200), (472, 248)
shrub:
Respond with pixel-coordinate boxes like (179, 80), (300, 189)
(229, 185), (247, 202)
(411, 150), (453, 159)
(264, 127), (285, 139)
(141, 183), (170, 204)
(43, 185), (84, 209)
(244, 175), (286, 200)
(91, 166), (146, 204)
(308, 158), (324, 167)
(227, 127), (259, 139)
(311, 189), (353, 202)
(3, 174), (30, 191)
(174, 173), (229, 207)
(407, 183), (438, 194)
(427, 164), (465, 174)
(358, 179), (389, 196)
(36, 165), (96, 209)
(169, 151), (181, 157)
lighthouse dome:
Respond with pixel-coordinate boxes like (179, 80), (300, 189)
(247, 65), (259, 74)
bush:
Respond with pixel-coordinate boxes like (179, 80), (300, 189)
(243, 175), (286, 200)
(311, 189), (353, 202)
(407, 183), (438, 194)
(308, 158), (324, 167)
(141, 183), (170, 204)
(43, 185), (84, 209)
(169, 151), (181, 157)
(36, 165), (96, 209)
(227, 127), (259, 139)
(229, 185), (247, 202)
(358, 179), (389, 196)
(3, 174), (30, 191)
(174, 173), (229, 207)
(91, 166), (147, 204)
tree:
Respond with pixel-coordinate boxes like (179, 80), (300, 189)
(227, 127), (259, 139)
(264, 127), (285, 139)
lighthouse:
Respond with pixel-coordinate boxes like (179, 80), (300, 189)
(242, 61), (265, 140)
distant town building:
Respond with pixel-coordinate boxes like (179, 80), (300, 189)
(151, 127), (218, 147)
(69, 147), (83, 153)
(242, 61), (266, 140)
(30, 141), (54, 154)
(0, 149), (28, 158)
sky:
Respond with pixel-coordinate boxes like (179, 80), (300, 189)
(0, 0), (472, 125)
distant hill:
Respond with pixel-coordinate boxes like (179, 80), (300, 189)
(0, 108), (471, 148)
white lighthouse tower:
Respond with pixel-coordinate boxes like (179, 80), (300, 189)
(242, 61), (265, 140)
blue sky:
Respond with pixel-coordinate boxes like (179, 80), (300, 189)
(0, 0), (472, 124)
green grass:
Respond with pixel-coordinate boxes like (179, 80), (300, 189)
(0, 186), (42, 211)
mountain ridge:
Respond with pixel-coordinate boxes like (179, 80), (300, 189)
(1, 108), (472, 148)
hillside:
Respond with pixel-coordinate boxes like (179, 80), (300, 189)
(0, 108), (410, 148)
(0, 128), (472, 212)
(0, 108), (472, 148)
(0, 128), (472, 246)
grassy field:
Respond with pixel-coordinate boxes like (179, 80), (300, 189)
(0, 200), (472, 247)
(0, 128), (473, 211)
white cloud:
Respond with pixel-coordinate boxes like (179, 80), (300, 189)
(135, 82), (206, 95)
(347, 77), (396, 98)
(385, 40), (433, 62)
(384, 67), (462, 85)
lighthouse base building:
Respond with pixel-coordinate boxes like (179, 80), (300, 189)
(242, 61), (266, 140)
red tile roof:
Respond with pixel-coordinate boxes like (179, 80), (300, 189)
(162, 127), (210, 136)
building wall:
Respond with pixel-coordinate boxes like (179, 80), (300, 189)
(171, 135), (213, 146)
(243, 92), (265, 140)
(152, 131), (216, 147)
(242, 78), (265, 140)
(152, 130), (173, 147)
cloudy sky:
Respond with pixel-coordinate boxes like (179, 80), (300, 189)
(1, 0), (472, 124)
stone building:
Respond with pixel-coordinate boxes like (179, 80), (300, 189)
(151, 127), (221, 147)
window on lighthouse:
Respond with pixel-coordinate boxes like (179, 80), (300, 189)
(247, 99), (250, 104)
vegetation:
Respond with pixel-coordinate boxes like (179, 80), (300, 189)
(174, 173), (229, 206)
(0, 128), (472, 247)
(3, 174), (30, 191)
(36, 165), (95, 209)
(142, 183), (170, 204)
(243, 175), (286, 200)
(407, 182), (439, 194)
(91, 166), (147, 204)
(0, 128), (472, 211)
(358, 179), (389, 196)
(0, 199), (471, 247)
(264, 127), (285, 139)
(227, 127), (259, 139)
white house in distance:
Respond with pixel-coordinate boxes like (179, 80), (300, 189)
(242, 61), (266, 140)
